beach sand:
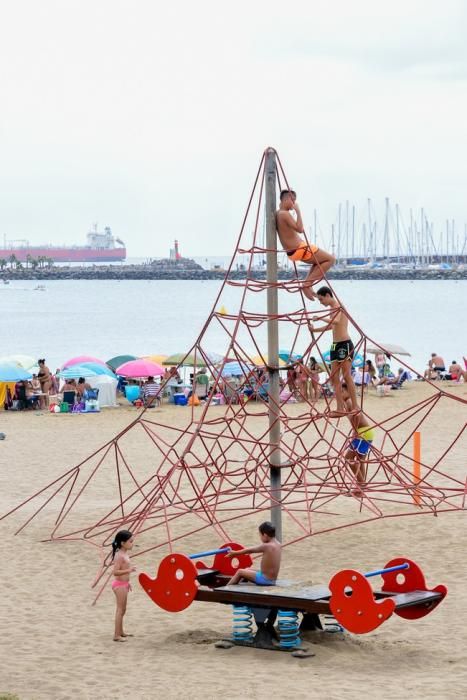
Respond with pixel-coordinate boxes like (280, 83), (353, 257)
(1, 382), (466, 700)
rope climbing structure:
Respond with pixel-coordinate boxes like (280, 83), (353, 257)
(2, 148), (466, 597)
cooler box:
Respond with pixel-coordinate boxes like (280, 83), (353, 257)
(174, 394), (187, 406)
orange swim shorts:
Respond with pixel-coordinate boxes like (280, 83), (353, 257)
(286, 242), (318, 262)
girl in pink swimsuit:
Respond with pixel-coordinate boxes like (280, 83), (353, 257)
(111, 530), (136, 642)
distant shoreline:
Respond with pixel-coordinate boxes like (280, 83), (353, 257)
(1, 266), (466, 281)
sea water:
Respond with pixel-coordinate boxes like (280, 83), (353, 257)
(0, 279), (465, 374)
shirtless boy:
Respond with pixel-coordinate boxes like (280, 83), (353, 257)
(226, 521), (281, 586)
(342, 383), (375, 494)
(310, 286), (358, 415)
(276, 190), (335, 300)
(448, 361), (465, 382)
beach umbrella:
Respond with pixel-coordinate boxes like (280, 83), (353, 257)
(278, 349), (302, 363)
(116, 359), (164, 378)
(59, 365), (100, 379)
(106, 354), (138, 371)
(78, 362), (115, 377)
(142, 354), (168, 365)
(205, 352), (224, 365)
(0, 362), (32, 382)
(321, 350), (364, 368)
(219, 360), (254, 377)
(163, 353), (207, 368)
(62, 355), (107, 370)
(251, 354), (287, 367)
(4, 354), (37, 370)
(366, 343), (411, 357)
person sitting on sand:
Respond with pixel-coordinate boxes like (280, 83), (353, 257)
(341, 383), (375, 495)
(30, 374), (41, 393)
(142, 376), (160, 406)
(423, 353), (445, 380)
(448, 361), (465, 382)
(310, 286), (358, 416)
(226, 521), (281, 586)
(276, 189), (335, 300)
(76, 377), (91, 400)
(365, 359), (378, 387)
(376, 367), (408, 388)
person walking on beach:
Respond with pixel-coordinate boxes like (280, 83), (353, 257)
(310, 286), (358, 416)
(276, 190), (335, 300)
(111, 530), (136, 642)
(226, 521), (281, 586)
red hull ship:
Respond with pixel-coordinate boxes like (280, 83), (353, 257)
(0, 226), (126, 263)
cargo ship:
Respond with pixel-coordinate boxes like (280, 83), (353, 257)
(0, 226), (126, 263)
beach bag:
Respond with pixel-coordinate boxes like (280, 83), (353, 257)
(60, 402), (69, 413)
(188, 394), (200, 406)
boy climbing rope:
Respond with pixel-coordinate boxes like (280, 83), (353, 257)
(341, 382), (375, 494)
(276, 189), (335, 300)
(310, 286), (358, 416)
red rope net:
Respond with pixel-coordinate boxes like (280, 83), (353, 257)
(3, 149), (466, 595)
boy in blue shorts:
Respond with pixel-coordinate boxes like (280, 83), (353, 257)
(226, 521), (281, 586)
(342, 383), (375, 493)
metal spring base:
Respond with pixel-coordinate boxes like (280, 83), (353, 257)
(232, 605), (254, 643)
(278, 609), (301, 649)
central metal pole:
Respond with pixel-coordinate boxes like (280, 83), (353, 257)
(265, 148), (282, 541)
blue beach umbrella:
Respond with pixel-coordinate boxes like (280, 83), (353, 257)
(220, 361), (254, 377)
(0, 362), (33, 382)
(78, 362), (115, 377)
(278, 349), (302, 363)
(58, 365), (100, 379)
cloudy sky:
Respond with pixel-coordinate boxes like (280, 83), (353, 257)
(1, 0), (466, 257)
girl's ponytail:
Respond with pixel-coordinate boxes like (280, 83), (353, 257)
(111, 530), (133, 560)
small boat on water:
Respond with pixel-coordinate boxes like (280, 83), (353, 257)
(34, 285), (46, 291)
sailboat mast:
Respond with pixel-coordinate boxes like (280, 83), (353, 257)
(367, 198), (373, 261)
(345, 200), (349, 262)
(352, 205), (355, 260)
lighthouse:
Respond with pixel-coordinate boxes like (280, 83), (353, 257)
(169, 239), (182, 261)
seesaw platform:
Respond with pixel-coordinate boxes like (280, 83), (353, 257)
(195, 572), (443, 615)
(194, 572), (443, 653)
(139, 551), (447, 655)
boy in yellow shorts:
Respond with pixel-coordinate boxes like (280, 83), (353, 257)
(342, 383), (375, 493)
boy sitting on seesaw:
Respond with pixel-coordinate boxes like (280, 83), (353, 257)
(226, 521), (281, 586)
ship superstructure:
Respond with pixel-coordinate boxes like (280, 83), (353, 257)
(0, 226), (126, 263)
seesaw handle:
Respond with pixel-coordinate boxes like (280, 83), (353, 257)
(364, 563), (409, 578)
(188, 547), (231, 560)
